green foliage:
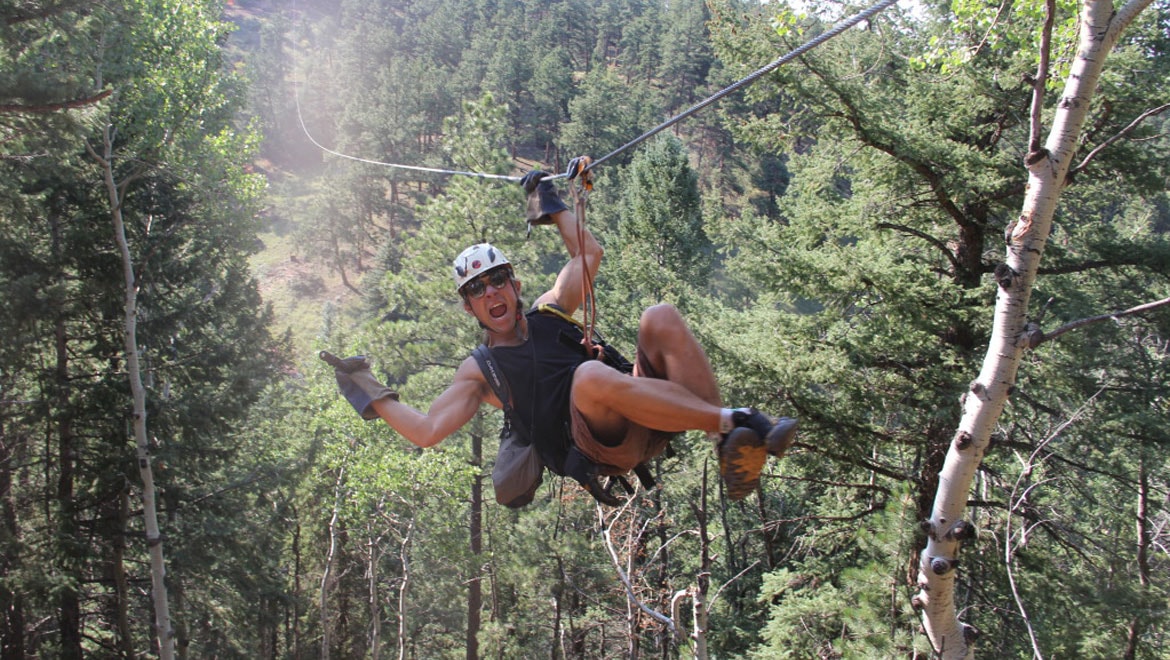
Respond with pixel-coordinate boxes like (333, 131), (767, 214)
(602, 134), (712, 310)
(753, 492), (928, 658)
(560, 66), (662, 167)
(0, 0), (288, 655)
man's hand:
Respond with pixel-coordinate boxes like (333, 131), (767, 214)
(564, 156), (592, 189)
(520, 169), (568, 227)
(321, 351), (399, 420)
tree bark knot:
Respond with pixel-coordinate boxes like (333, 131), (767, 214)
(954, 431), (974, 450)
(1024, 148), (1049, 166)
(930, 556), (959, 575)
(946, 520), (977, 542)
(994, 263), (1017, 290)
(1024, 323), (1045, 348)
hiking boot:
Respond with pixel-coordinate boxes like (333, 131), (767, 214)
(718, 409), (799, 500)
(718, 427), (767, 501)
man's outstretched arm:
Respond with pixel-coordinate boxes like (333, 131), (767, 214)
(366, 357), (492, 448)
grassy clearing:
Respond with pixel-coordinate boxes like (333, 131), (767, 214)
(251, 218), (363, 361)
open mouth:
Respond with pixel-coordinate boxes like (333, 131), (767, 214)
(488, 302), (508, 319)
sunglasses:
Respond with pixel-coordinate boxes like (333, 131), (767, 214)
(461, 267), (512, 298)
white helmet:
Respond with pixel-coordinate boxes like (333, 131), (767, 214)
(452, 243), (510, 292)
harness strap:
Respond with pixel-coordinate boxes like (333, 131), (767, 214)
(472, 345), (532, 443)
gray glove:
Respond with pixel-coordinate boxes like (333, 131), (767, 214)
(520, 169), (568, 227)
(321, 352), (399, 420)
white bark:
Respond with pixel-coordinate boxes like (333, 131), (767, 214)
(395, 519), (413, 660)
(92, 125), (176, 660)
(915, 1), (1156, 657)
(366, 519), (383, 660)
(319, 465), (346, 660)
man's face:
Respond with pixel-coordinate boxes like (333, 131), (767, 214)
(461, 267), (520, 332)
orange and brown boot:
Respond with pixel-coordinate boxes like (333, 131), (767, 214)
(718, 427), (767, 500)
(718, 409), (798, 500)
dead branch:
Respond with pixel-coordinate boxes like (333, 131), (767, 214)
(598, 495), (677, 635)
(1028, 295), (1170, 348)
(1070, 102), (1170, 177)
(1028, 0), (1057, 155)
(875, 222), (961, 272)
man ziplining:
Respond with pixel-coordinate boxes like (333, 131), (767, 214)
(326, 160), (798, 504)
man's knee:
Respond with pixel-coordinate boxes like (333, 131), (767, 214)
(640, 303), (684, 337)
(640, 303), (692, 345)
(573, 360), (616, 398)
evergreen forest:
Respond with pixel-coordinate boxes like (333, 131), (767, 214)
(1, 0), (1168, 658)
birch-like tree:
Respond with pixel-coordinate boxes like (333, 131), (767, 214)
(83, 3), (250, 653)
(916, 0), (1161, 657)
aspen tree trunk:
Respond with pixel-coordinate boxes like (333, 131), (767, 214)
(914, 1), (1156, 657)
(320, 465), (346, 660)
(92, 125), (176, 660)
(395, 519), (413, 660)
(366, 521), (382, 660)
(691, 470), (712, 660)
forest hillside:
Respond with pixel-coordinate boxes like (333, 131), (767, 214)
(2, 0), (1168, 658)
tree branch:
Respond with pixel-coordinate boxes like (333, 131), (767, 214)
(1028, 295), (1170, 347)
(707, 560), (761, 612)
(813, 64), (972, 230)
(599, 498), (677, 635)
(1036, 259), (1118, 276)
(3, 0), (85, 25)
(0, 89), (112, 114)
(875, 221), (961, 272)
(1027, 0), (1056, 155)
(1069, 102), (1170, 177)
(1004, 388), (1099, 660)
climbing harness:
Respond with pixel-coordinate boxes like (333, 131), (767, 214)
(291, 0), (902, 182)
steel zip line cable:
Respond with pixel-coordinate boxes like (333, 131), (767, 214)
(291, 0), (901, 182)
(582, 0), (902, 175)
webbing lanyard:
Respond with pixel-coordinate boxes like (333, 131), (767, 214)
(567, 162), (601, 360)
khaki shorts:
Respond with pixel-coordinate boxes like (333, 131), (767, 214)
(569, 347), (676, 474)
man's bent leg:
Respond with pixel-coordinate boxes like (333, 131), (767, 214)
(572, 360), (722, 436)
(577, 305), (799, 501)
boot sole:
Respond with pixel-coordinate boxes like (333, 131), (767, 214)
(719, 428), (767, 501)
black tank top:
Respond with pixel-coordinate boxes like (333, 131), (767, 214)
(488, 308), (591, 473)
